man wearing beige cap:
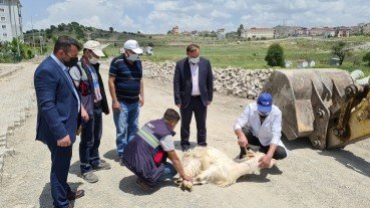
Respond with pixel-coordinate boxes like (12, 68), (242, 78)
(69, 40), (110, 183)
(108, 39), (144, 161)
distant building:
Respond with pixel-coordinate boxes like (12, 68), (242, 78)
(309, 27), (327, 36)
(330, 57), (340, 66)
(181, 31), (190, 36)
(285, 60), (293, 68)
(297, 59), (315, 68)
(274, 26), (299, 38)
(0, 0), (22, 42)
(335, 27), (351, 37)
(323, 28), (336, 37)
(216, 28), (225, 40)
(294, 27), (309, 36)
(297, 59), (308, 68)
(241, 27), (274, 39)
(307, 59), (316, 67)
(172, 26), (179, 34)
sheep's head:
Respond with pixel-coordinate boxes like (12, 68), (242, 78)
(241, 150), (277, 169)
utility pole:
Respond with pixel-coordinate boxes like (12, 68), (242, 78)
(39, 30), (43, 54)
(31, 15), (35, 53)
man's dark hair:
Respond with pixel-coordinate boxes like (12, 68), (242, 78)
(186, 43), (200, 53)
(163, 108), (180, 122)
(53, 36), (81, 54)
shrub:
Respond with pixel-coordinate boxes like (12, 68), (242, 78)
(265, 43), (285, 67)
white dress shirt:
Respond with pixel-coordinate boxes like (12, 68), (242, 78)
(190, 62), (200, 96)
(50, 54), (81, 113)
(234, 102), (287, 152)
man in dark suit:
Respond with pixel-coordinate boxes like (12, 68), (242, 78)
(174, 44), (214, 151)
(34, 36), (84, 208)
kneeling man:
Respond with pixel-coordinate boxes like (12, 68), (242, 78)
(234, 93), (288, 168)
(122, 108), (192, 190)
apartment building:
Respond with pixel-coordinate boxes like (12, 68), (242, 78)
(241, 28), (275, 39)
(172, 25), (179, 34)
(0, 0), (22, 42)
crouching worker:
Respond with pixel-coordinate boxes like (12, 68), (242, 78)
(121, 108), (193, 190)
(234, 93), (288, 169)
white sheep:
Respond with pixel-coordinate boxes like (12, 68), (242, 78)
(177, 146), (276, 190)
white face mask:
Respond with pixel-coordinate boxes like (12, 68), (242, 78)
(189, 56), (200, 64)
(258, 111), (269, 117)
(127, 53), (139, 61)
(89, 57), (98, 65)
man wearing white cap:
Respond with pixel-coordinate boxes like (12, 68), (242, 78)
(108, 39), (144, 160)
(69, 40), (111, 183)
(234, 93), (288, 169)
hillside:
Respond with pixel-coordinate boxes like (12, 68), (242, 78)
(21, 22), (370, 73)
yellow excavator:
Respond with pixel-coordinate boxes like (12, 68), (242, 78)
(262, 69), (370, 149)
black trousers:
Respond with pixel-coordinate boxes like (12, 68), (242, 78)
(242, 128), (287, 160)
(180, 96), (207, 147)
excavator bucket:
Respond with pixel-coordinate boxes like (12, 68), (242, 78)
(262, 69), (354, 149)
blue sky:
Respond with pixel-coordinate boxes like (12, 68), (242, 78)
(21, 0), (370, 34)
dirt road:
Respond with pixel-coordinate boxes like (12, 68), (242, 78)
(1, 62), (370, 208)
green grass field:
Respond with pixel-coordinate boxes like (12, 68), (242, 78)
(33, 31), (370, 74)
(102, 36), (370, 74)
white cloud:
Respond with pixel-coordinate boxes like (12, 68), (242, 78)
(240, 15), (252, 23)
(224, 0), (248, 10)
(211, 10), (232, 19)
(23, 0), (370, 34)
(154, 1), (180, 11)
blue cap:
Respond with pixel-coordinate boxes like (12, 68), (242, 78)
(257, 93), (273, 113)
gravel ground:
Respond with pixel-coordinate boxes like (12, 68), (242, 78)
(1, 61), (370, 208)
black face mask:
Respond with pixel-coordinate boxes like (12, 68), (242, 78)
(64, 57), (78, 67)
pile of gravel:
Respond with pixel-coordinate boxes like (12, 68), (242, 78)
(143, 61), (273, 99)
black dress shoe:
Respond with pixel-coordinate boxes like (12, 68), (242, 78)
(182, 145), (190, 152)
(67, 189), (85, 201)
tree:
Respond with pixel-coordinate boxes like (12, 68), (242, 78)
(331, 41), (351, 65)
(225, 31), (238, 39)
(237, 24), (244, 37)
(57, 23), (66, 31)
(75, 27), (85, 40)
(0, 38), (33, 63)
(50, 25), (56, 31)
(265, 43), (285, 67)
(109, 27), (114, 33)
(363, 51), (370, 66)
